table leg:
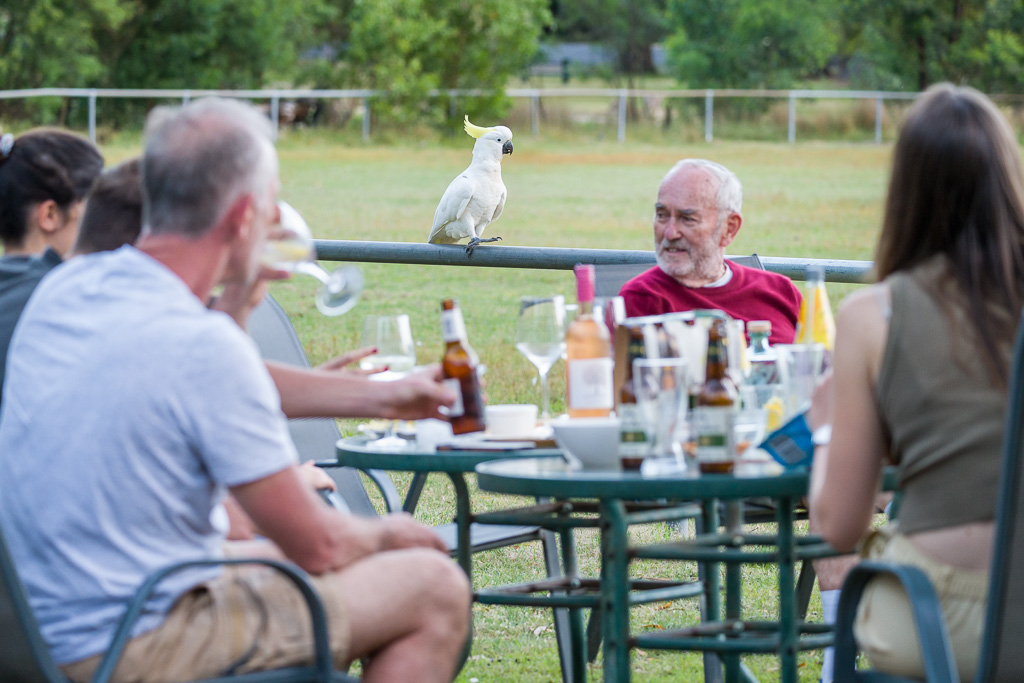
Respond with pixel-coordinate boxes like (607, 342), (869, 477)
(446, 473), (473, 579)
(724, 501), (745, 683)
(700, 500), (724, 683)
(601, 500), (631, 683)
(777, 497), (797, 683)
(554, 504), (588, 683)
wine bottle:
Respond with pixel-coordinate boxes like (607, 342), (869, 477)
(565, 264), (614, 418)
(440, 298), (486, 435)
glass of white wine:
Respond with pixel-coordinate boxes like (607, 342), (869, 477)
(264, 201), (364, 316)
(360, 314), (417, 449)
(515, 295), (567, 422)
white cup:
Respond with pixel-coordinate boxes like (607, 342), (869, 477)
(485, 404), (539, 437)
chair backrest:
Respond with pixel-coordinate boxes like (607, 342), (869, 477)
(977, 311), (1024, 682)
(0, 528), (65, 682)
(247, 296), (378, 518)
(592, 254), (764, 298)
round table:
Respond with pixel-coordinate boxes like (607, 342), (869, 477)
(475, 458), (825, 683)
(335, 436), (562, 575)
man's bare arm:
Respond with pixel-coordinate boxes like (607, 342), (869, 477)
(267, 361), (455, 421)
(230, 465), (446, 574)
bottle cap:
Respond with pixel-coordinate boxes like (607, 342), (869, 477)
(574, 264), (595, 303)
(748, 320), (772, 335)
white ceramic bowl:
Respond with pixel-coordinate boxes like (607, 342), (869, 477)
(551, 417), (622, 471)
(485, 404), (539, 437)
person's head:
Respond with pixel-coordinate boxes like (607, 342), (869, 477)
(876, 83), (1024, 380)
(141, 97), (279, 285)
(0, 128), (104, 256)
(73, 158), (143, 256)
(653, 159), (743, 287)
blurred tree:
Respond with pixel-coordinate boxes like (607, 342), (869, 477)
(844, 0), (1024, 92)
(101, 0), (326, 89)
(550, 0), (669, 79)
(664, 0), (837, 88)
(317, 0), (551, 130)
(0, 0), (130, 121)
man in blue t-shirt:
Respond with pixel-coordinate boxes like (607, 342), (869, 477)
(0, 97), (470, 683)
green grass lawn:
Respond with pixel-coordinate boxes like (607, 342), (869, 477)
(102, 133), (891, 681)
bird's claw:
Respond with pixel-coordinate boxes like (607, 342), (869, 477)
(464, 236), (502, 257)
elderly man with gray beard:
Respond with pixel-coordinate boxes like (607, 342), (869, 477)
(620, 159), (801, 345)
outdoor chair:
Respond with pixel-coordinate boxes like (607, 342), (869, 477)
(833, 310), (1024, 683)
(0, 522), (359, 683)
(246, 295), (578, 682)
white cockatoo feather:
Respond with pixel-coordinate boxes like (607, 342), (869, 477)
(428, 117), (513, 245)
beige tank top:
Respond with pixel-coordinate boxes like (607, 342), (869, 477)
(875, 257), (1010, 534)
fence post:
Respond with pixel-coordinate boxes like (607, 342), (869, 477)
(531, 92), (540, 137)
(182, 89), (191, 105)
(705, 90), (714, 142)
(88, 90), (97, 144)
(875, 95), (883, 144)
(362, 97), (370, 141)
(617, 89), (627, 143)
(270, 93), (280, 142)
(788, 92), (797, 144)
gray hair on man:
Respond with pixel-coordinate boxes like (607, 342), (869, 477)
(662, 158), (743, 218)
(141, 97), (278, 238)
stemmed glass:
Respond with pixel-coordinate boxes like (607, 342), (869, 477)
(264, 201), (364, 316)
(360, 314), (417, 449)
(515, 295), (566, 422)
(633, 357), (690, 475)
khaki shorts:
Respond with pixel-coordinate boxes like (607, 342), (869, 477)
(62, 564), (352, 683)
(854, 527), (988, 682)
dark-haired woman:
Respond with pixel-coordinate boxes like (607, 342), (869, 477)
(0, 129), (104, 401)
(809, 83), (1024, 680)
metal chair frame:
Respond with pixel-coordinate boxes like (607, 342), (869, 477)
(0, 527), (359, 683)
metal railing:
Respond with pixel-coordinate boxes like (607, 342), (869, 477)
(314, 240), (872, 284)
(0, 85), (927, 145)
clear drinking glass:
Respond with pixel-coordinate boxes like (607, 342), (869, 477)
(515, 295), (567, 421)
(360, 314), (417, 449)
(632, 357), (689, 474)
(264, 201), (364, 316)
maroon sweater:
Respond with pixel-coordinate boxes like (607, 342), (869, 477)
(619, 264), (802, 345)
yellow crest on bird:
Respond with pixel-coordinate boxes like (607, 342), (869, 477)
(463, 115), (496, 139)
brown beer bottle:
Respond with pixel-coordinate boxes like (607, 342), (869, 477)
(440, 298), (486, 435)
(618, 327), (648, 470)
(695, 319), (739, 474)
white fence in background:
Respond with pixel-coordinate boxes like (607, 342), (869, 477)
(0, 86), (930, 145)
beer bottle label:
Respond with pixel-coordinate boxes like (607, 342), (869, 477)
(618, 402), (648, 457)
(443, 378), (464, 417)
(693, 406), (735, 464)
(440, 309), (466, 342)
(567, 357), (614, 410)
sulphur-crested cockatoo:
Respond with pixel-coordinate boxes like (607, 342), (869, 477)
(428, 115), (513, 255)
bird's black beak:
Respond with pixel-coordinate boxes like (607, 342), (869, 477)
(502, 141), (513, 156)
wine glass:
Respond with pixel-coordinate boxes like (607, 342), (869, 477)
(264, 201), (364, 316)
(633, 357), (690, 475)
(360, 314), (417, 449)
(515, 295), (566, 422)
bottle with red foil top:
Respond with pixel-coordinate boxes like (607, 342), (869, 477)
(440, 298), (486, 434)
(565, 264), (614, 418)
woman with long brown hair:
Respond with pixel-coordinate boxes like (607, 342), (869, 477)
(810, 83), (1024, 679)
